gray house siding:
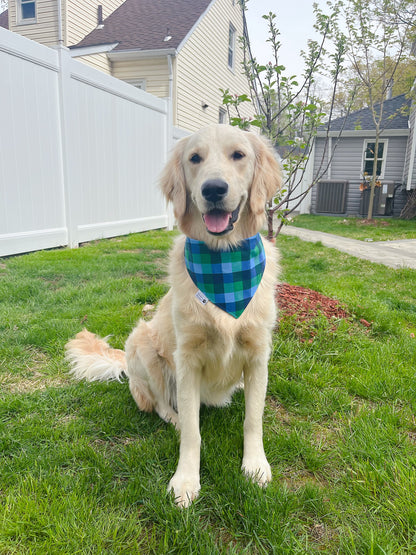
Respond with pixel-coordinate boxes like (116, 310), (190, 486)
(311, 134), (409, 217)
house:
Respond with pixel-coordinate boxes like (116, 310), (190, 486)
(309, 93), (415, 218)
(0, 0), (254, 131)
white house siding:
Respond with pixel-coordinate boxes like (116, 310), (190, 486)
(112, 57), (170, 98)
(66, 0), (125, 46)
(312, 134), (410, 216)
(7, 0), (125, 48)
(175, 0), (254, 132)
(9, 0), (60, 46)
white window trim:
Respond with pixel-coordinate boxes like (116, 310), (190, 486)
(219, 107), (227, 124)
(17, 0), (37, 24)
(361, 138), (389, 180)
(228, 23), (236, 71)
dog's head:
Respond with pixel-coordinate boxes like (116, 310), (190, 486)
(160, 125), (282, 246)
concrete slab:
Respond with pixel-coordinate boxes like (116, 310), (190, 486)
(279, 226), (416, 269)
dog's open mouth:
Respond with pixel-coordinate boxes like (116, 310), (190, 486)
(202, 206), (240, 235)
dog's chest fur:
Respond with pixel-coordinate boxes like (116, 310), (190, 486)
(163, 235), (278, 404)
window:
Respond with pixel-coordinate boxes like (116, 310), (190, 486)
(228, 24), (236, 70)
(219, 108), (227, 124)
(363, 140), (387, 178)
(19, 0), (36, 22)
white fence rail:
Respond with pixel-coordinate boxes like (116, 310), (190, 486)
(0, 27), (177, 257)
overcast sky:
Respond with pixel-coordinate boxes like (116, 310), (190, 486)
(245, 0), (322, 79)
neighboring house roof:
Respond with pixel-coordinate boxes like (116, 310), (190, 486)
(72, 0), (212, 52)
(0, 9), (8, 29)
(325, 94), (411, 132)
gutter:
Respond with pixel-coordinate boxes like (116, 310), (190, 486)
(317, 129), (410, 138)
(108, 48), (177, 61)
(69, 42), (119, 57)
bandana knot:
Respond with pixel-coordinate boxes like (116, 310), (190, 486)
(184, 233), (266, 318)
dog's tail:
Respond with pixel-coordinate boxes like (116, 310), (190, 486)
(65, 329), (127, 382)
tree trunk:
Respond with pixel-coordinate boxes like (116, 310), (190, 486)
(267, 203), (274, 240)
(367, 182), (376, 220)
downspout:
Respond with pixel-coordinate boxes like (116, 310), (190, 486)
(167, 54), (174, 128)
(407, 118), (416, 191)
(166, 54), (174, 230)
(327, 136), (332, 180)
(57, 0), (63, 45)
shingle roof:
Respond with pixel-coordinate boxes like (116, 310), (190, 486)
(0, 9), (8, 29)
(72, 0), (212, 52)
(325, 94), (411, 131)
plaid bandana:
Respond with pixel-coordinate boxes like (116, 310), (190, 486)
(184, 233), (266, 318)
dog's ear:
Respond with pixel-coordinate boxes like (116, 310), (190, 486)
(159, 137), (189, 219)
(247, 133), (282, 215)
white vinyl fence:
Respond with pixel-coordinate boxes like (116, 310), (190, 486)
(0, 27), (180, 257)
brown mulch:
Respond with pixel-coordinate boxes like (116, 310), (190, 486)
(276, 283), (350, 323)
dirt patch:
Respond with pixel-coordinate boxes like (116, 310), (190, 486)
(277, 283), (350, 323)
(357, 219), (390, 227)
(1, 371), (70, 394)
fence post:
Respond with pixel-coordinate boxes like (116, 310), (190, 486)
(54, 45), (78, 248)
(165, 94), (175, 231)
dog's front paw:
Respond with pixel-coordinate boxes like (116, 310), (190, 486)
(168, 472), (200, 508)
(242, 456), (272, 487)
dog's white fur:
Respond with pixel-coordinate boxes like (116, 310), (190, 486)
(66, 124), (282, 507)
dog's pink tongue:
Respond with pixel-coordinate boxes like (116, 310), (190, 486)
(203, 211), (231, 234)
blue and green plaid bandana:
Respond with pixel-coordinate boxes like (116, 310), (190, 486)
(184, 233), (266, 318)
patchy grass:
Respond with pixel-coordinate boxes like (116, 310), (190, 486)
(288, 214), (416, 241)
(0, 230), (416, 553)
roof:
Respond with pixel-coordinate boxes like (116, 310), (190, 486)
(0, 9), (8, 29)
(72, 0), (213, 52)
(325, 94), (411, 132)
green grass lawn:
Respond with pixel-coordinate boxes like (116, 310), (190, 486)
(289, 214), (416, 241)
(1, 230), (416, 553)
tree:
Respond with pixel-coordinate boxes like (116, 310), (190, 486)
(335, 0), (416, 220)
(332, 57), (416, 116)
(222, 1), (351, 239)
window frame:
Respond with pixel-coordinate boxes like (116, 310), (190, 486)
(362, 139), (388, 180)
(228, 23), (236, 71)
(218, 107), (227, 124)
(18, 0), (37, 24)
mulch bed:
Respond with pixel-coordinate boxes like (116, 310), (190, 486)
(276, 283), (372, 329)
(276, 283), (350, 323)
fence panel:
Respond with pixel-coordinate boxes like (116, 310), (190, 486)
(0, 28), (171, 257)
(0, 29), (67, 256)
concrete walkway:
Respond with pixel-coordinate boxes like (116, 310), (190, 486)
(279, 226), (416, 269)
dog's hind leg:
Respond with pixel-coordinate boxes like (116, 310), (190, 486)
(125, 321), (178, 428)
(128, 376), (178, 428)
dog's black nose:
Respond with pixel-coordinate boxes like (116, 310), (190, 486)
(201, 179), (229, 203)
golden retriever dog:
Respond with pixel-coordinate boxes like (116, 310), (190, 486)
(66, 124), (282, 507)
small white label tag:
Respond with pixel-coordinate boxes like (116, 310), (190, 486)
(195, 290), (209, 306)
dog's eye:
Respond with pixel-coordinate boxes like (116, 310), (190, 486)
(190, 153), (202, 164)
(231, 151), (245, 161)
